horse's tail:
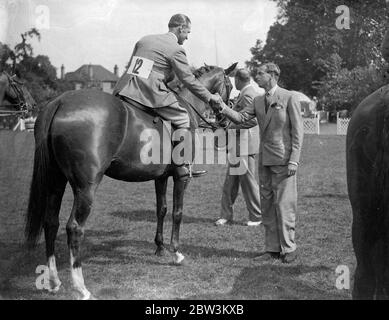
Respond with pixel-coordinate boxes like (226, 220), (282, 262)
(25, 97), (62, 248)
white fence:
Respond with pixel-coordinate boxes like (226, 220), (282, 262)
(302, 111), (350, 136)
(303, 116), (320, 134)
(0, 112), (35, 132)
(336, 113), (350, 135)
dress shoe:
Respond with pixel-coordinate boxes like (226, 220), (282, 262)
(281, 251), (298, 263)
(214, 218), (232, 226)
(254, 251), (280, 262)
(247, 220), (262, 226)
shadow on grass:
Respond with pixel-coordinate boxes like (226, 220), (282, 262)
(0, 228), (257, 299)
(84, 229), (257, 263)
(109, 210), (217, 225)
(186, 264), (349, 300)
(302, 193), (348, 199)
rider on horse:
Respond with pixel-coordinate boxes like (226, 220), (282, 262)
(113, 13), (223, 179)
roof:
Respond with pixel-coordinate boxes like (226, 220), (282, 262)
(65, 64), (119, 82)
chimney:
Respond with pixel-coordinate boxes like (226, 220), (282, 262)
(60, 64), (65, 80)
(114, 64), (118, 76)
(88, 63), (93, 80)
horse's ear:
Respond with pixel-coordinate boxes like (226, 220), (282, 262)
(224, 62), (238, 76)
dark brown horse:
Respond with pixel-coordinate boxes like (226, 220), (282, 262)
(347, 84), (389, 299)
(25, 63), (236, 299)
(0, 72), (36, 114)
(347, 31), (389, 299)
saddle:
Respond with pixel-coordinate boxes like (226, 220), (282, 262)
(116, 94), (207, 179)
(117, 93), (193, 129)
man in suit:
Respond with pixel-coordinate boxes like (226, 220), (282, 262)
(113, 13), (222, 178)
(215, 68), (262, 226)
(212, 63), (304, 263)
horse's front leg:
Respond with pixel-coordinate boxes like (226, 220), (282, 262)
(171, 177), (190, 265)
(154, 177), (168, 256)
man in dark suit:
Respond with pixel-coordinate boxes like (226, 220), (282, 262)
(113, 14), (221, 178)
(212, 63), (304, 263)
(215, 68), (262, 226)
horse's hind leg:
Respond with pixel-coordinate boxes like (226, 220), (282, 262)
(352, 216), (377, 299)
(44, 169), (67, 293)
(171, 177), (190, 265)
(379, 209), (389, 299)
(154, 177), (168, 256)
(67, 177), (102, 300)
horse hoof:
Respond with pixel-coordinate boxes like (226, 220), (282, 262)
(47, 279), (61, 293)
(155, 246), (167, 257)
(74, 288), (92, 300)
(47, 285), (61, 293)
(173, 251), (185, 265)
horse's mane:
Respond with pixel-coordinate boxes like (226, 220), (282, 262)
(193, 65), (216, 79)
(168, 65), (217, 93)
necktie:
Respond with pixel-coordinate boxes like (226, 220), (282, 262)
(265, 92), (271, 113)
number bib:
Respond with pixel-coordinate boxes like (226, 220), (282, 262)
(127, 56), (154, 79)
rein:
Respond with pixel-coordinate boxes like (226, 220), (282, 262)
(171, 71), (231, 131)
(2, 72), (30, 115)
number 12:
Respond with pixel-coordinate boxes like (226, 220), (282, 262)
(132, 58), (143, 74)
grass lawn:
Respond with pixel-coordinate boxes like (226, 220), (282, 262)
(0, 131), (354, 300)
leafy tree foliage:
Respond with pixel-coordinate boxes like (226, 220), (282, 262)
(1, 28), (72, 108)
(247, 0), (389, 111)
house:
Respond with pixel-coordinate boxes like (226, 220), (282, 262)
(62, 64), (119, 93)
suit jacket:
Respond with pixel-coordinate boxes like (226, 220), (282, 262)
(227, 85), (260, 157)
(113, 33), (212, 108)
(223, 86), (304, 166)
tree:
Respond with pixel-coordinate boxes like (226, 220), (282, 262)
(246, 0), (389, 101)
(1, 28), (72, 108)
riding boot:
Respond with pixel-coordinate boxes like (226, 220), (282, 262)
(172, 128), (207, 179)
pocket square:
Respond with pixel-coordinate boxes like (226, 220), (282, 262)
(271, 102), (283, 110)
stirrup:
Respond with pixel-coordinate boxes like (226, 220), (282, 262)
(186, 161), (192, 178)
(174, 161), (207, 180)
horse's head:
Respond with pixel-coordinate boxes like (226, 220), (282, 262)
(0, 72), (36, 115)
(193, 62), (237, 104)
(190, 62), (237, 128)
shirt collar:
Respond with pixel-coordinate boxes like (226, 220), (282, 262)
(168, 32), (178, 43)
(266, 84), (278, 97)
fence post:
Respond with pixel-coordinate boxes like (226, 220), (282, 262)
(13, 118), (25, 131)
(336, 112), (339, 135)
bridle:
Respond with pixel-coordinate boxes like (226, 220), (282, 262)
(190, 70), (232, 131)
(2, 72), (31, 116)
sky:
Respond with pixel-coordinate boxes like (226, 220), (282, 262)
(0, 0), (278, 77)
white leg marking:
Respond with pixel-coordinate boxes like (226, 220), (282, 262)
(174, 251), (185, 264)
(70, 252), (91, 300)
(47, 255), (61, 293)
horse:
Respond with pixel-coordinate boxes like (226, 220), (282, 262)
(347, 30), (389, 300)
(24, 62), (237, 300)
(346, 84), (389, 299)
(0, 72), (36, 116)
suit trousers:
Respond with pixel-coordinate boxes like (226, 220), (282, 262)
(152, 102), (190, 128)
(220, 155), (262, 222)
(258, 164), (297, 254)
